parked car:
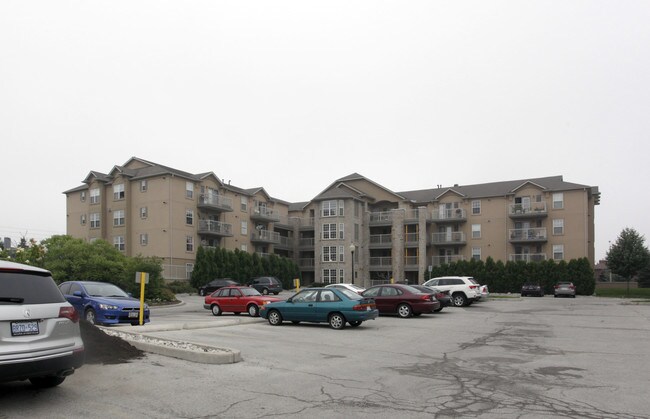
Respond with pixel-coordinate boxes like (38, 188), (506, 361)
(521, 283), (544, 297)
(59, 281), (150, 326)
(1, 261), (85, 388)
(324, 283), (366, 295)
(411, 285), (451, 311)
(259, 287), (378, 329)
(247, 276), (283, 295)
(204, 286), (282, 317)
(478, 284), (490, 300)
(554, 282), (576, 298)
(362, 284), (440, 318)
(198, 278), (240, 296)
(422, 276), (480, 307)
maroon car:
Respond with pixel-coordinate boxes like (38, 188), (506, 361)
(362, 284), (440, 318)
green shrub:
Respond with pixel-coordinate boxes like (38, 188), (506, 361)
(166, 280), (196, 294)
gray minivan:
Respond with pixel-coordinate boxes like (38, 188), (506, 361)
(248, 276), (283, 295)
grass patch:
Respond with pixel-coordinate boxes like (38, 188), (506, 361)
(594, 287), (650, 299)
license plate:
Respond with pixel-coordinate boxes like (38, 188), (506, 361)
(128, 311), (139, 318)
(11, 321), (39, 336)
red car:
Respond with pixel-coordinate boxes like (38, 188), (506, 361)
(203, 286), (282, 317)
(362, 284), (440, 318)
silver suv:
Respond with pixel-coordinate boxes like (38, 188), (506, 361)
(1, 261), (85, 387)
(422, 276), (480, 307)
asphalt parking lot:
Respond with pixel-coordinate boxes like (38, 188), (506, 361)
(1, 295), (649, 418)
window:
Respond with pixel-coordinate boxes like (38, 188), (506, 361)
(140, 207), (148, 219)
(90, 188), (100, 204)
(185, 263), (194, 279)
(241, 196), (248, 212)
(322, 200), (337, 217)
(90, 213), (100, 228)
(553, 193), (564, 209)
(114, 236), (125, 251)
(472, 224), (481, 239)
(140, 180), (148, 192)
(553, 219), (564, 235)
(338, 200), (344, 216)
(186, 182), (194, 199)
(80, 191), (86, 202)
(322, 223), (337, 239)
(186, 209), (194, 225)
(80, 214), (86, 225)
(113, 210), (125, 226)
(186, 236), (194, 252)
(240, 244), (247, 252)
(140, 234), (148, 246)
(472, 247), (481, 261)
(113, 184), (125, 200)
(241, 221), (248, 235)
(553, 244), (564, 260)
(322, 269), (337, 284)
(322, 246), (338, 262)
(339, 269), (345, 283)
(339, 223), (345, 240)
(472, 200), (481, 215)
(354, 201), (359, 217)
(338, 245), (345, 262)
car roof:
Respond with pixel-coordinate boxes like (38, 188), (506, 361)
(0, 260), (51, 274)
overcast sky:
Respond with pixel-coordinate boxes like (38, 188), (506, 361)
(2, 1), (649, 261)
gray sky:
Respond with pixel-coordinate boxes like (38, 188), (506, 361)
(2, 1), (649, 261)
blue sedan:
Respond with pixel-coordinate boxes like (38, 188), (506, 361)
(259, 287), (378, 329)
(59, 281), (150, 326)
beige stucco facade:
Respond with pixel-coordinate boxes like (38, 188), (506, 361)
(64, 158), (599, 285)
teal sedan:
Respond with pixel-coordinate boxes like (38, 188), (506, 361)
(259, 287), (378, 329)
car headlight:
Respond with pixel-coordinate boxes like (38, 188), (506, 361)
(99, 303), (118, 310)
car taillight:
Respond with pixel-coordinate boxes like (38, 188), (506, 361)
(353, 304), (375, 311)
(469, 285), (478, 289)
(59, 306), (80, 323)
(420, 294), (433, 301)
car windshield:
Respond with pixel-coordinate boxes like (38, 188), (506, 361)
(84, 283), (129, 298)
(400, 285), (423, 294)
(240, 288), (262, 296)
(339, 289), (362, 300)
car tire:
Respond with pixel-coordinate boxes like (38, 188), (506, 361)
(452, 293), (467, 307)
(434, 307), (443, 313)
(29, 376), (66, 388)
(268, 310), (283, 326)
(247, 304), (259, 317)
(349, 321), (362, 327)
(397, 303), (412, 318)
(211, 304), (222, 316)
(329, 313), (346, 329)
(262, 288), (269, 295)
(85, 308), (97, 325)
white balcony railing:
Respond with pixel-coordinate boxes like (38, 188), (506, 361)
(369, 234), (392, 246)
(369, 256), (393, 266)
(198, 194), (233, 210)
(431, 231), (466, 244)
(509, 253), (547, 262)
(251, 230), (281, 243)
(432, 208), (466, 221)
(509, 228), (547, 241)
(198, 220), (233, 236)
(369, 211), (393, 223)
(431, 255), (464, 266)
(509, 202), (547, 216)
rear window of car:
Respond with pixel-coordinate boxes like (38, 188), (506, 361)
(0, 271), (66, 305)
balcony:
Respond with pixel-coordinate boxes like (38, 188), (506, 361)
(404, 209), (427, 224)
(509, 228), (547, 243)
(299, 237), (315, 248)
(369, 256), (393, 267)
(369, 234), (392, 248)
(251, 230), (281, 244)
(250, 206), (280, 222)
(275, 235), (293, 249)
(299, 217), (315, 230)
(197, 220), (233, 237)
(431, 232), (466, 245)
(431, 208), (467, 223)
(509, 202), (548, 219)
(299, 258), (315, 268)
(432, 255), (465, 266)
(369, 211), (393, 225)
(509, 253), (547, 262)
(405, 232), (419, 246)
(197, 194), (233, 212)
(404, 256), (419, 269)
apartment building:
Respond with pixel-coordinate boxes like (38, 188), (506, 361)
(64, 157), (600, 286)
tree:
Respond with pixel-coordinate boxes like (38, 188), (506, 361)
(606, 228), (650, 293)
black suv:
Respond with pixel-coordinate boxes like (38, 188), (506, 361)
(248, 277), (283, 295)
(198, 278), (239, 296)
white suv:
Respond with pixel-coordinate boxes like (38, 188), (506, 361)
(1, 261), (85, 387)
(422, 276), (480, 307)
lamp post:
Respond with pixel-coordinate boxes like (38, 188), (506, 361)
(349, 244), (356, 284)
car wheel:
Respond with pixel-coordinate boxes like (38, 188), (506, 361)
(247, 304), (259, 317)
(85, 308), (97, 325)
(397, 303), (412, 318)
(452, 293), (467, 307)
(262, 288), (269, 295)
(268, 310), (283, 326)
(29, 376), (66, 388)
(434, 307), (443, 313)
(329, 313), (346, 329)
(349, 321), (362, 327)
(211, 304), (222, 316)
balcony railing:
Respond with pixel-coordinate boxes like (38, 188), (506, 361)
(197, 194), (233, 212)
(509, 253), (547, 262)
(298, 217), (315, 229)
(369, 234), (392, 247)
(369, 256), (393, 267)
(431, 208), (467, 222)
(405, 232), (419, 245)
(509, 202), (547, 217)
(432, 255), (464, 266)
(299, 258), (315, 268)
(198, 220), (233, 237)
(369, 211), (393, 224)
(250, 206), (281, 222)
(509, 228), (547, 242)
(404, 256), (419, 266)
(431, 231), (466, 244)
(299, 237), (315, 247)
(276, 236), (293, 248)
(404, 209), (427, 222)
(251, 230), (281, 244)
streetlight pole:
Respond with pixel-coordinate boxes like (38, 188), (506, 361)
(349, 244), (356, 284)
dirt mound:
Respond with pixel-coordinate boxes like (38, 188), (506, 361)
(79, 320), (145, 364)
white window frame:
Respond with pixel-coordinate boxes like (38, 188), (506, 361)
(339, 269), (345, 283)
(240, 244), (248, 252)
(472, 224), (481, 239)
(186, 235), (194, 252)
(322, 246), (338, 262)
(114, 236), (125, 251)
(140, 207), (148, 219)
(186, 209), (194, 225)
(140, 180), (148, 192)
(90, 213), (100, 228)
(322, 223), (337, 239)
(80, 191), (86, 202)
(80, 214), (86, 225)
(553, 193), (564, 209)
(338, 245), (345, 262)
(241, 221), (248, 235)
(339, 223), (345, 240)
(322, 200), (337, 217)
(140, 233), (148, 246)
(241, 196), (248, 212)
(322, 269), (337, 284)
(553, 219), (564, 235)
(471, 247), (481, 261)
(338, 200), (344, 216)
(471, 200), (481, 215)
(113, 210), (125, 227)
(90, 188), (100, 204)
(113, 184), (125, 200)
(553, 244), (564, 260)
(186, 181), (194, 199)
